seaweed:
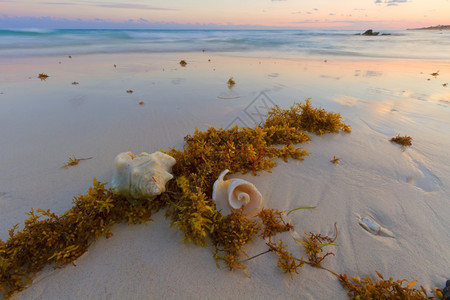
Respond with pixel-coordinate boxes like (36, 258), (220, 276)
(165, 125), (307, 193)
(390, 135), (412, 147)
(165, 176), (219, 247)
(258, 208), (293, 239)
(331, 156), (340, 164)
(126, 90), (134, 94)
(227, 77), (235, 87)
(37, 73), (49, 81)
(339, 271), (428, 299)
(72, 81), (79, 85)
(430, 70), (439, 77)
(179, 60), (187, 67)
(286, 206), (316, 216)
(267, 240), (304, 278)
(211, 208), (260, 274)
(295, 223), (338, 267)
(263, 123), (311, 146)
(62, 155), (93, 169)
(264, 99), (351, 136)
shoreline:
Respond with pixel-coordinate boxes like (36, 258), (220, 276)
(408, 25), (450, 30)
(3, 48), (450, 64)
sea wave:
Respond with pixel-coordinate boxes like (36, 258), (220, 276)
(0, 29), (449, 61)
(0, 28), (59, 35)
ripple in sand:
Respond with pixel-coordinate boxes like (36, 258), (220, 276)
(217, 90), (240, 99)
(0, 192), (12, 205)
(405, 159), (442, 192)
(266, 73), (279, 78)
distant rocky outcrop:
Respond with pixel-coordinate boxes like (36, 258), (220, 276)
(408, 25), (450, 30)
(356, 29), (391, 36)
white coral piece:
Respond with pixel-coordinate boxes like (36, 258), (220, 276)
(111, 151), (176, 203)
(212, 169), (262, 217)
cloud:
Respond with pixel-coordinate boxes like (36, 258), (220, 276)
(0, 15), (287, 29)
(93, 3), (176, 10)
(375, 0), (408, 5)
(39, 1), (177, 11)
(364, 70), (383, 77)
(292, 18), (397, 29)
(41, 2), (73, 5)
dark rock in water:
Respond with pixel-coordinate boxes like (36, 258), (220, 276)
(362, 29), (379, 36)
(356, 29), (391, 36)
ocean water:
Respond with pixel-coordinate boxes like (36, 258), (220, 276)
(0, 28), (449, 60)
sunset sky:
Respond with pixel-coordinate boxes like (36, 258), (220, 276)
(1, 0), (449, 29)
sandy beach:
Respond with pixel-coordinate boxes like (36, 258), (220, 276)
(1, 52), (449, 299)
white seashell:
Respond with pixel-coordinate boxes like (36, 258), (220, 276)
(359, 216), (381, 235)
(111, 151), (176, 203)
(212, 169), (262, 217)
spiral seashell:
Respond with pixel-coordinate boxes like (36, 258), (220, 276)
(212, 169), (262, 217)
(111, 151), (176, 204)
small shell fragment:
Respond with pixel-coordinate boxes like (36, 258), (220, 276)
(359, 216), (381, 235)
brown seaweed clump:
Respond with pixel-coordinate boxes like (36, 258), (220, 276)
(295, 223), (338, 268)
(227, 77), (235, 87)
(331, 156), (340, 164)
(390, 135), (412, 147)
(258, 208), (293, 239)
(430, 70), (439, 78)
(268, 239), (305, 278)
(339, 271), (429, 299)
(179, 60), (187, 67)
(211, 209), (260, 274)
(38, 73), (49, 80)
(264, 99), (351, 136)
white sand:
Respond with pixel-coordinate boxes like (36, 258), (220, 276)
(1, 53), (449, 299)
